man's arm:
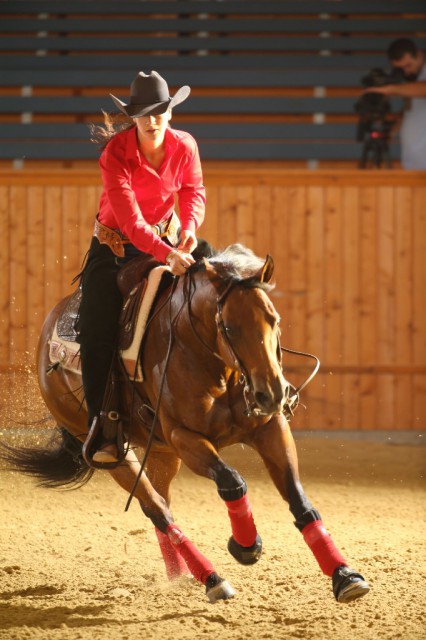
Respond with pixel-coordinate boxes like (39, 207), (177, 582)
(364, 82), (426, 98)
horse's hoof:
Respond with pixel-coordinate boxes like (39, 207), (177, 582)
(205, 573), (235, 603)
(227, 534), (262, 565)
(332, 565), (370, 603)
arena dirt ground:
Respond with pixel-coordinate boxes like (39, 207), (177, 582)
(0, 424), (424, 640)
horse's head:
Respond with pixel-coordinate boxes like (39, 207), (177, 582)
(208, 248), (290, 417)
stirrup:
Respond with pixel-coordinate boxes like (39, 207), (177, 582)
(82, 415), (126, 470)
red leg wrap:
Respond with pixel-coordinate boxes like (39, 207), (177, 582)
(302, 520), (347, 577)
(155, 528), (189, 580)
(225, 494), (257, 548)
(166, 524), (216, 585)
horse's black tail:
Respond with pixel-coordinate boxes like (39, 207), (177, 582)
(0, 427), (94, 489)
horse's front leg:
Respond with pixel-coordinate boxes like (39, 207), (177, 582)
(247, 413), (370, 603)
(170, 426), (263, 566)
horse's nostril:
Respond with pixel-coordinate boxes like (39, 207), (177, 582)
(254, 391), (269, 408)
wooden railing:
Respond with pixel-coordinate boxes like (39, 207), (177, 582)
(1, 165), (425, 430)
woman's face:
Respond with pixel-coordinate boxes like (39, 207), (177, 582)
(133, 109), (171, 146)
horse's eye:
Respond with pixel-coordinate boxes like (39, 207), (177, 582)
(225, 325), (240, 339)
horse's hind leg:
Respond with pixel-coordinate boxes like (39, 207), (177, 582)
(145, 450), (189, 580)
(110, 448), (234, 602)
(248, 414), (370, 603)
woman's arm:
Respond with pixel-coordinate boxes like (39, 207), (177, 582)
(177, 138), (206, 242)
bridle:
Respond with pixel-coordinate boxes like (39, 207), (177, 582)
(215, 279), (271, 416)
(215, 279), (252, 378)
(214, 276), (320, 420)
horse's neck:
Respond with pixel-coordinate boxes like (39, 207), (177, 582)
(178, 271), (224, 373)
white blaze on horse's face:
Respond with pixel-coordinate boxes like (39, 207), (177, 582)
(218, 286), (290, 416)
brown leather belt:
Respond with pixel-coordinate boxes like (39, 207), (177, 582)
(93, 212), (180, 258)
(152, 210), (180, 246)
(93, 218), (129, 258)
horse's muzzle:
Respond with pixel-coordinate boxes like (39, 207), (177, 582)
(253, 375), (290, 416)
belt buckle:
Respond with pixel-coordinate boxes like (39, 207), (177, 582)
(166, 213), (180, 246)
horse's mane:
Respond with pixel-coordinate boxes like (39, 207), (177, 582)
(207, 243), (274, 291)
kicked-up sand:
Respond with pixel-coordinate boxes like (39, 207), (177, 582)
(0, 424), (424, 640)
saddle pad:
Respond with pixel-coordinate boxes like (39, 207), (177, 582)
(48, 265), (170, 381)
(120, 265), (170, 382)
(57, 288), (81, 342)
(49, 323), (81, 374)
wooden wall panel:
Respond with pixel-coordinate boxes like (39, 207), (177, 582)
(253, 185), (272, 258)
(412, 187), (426, 427)
(358, 187), (377, 430)
(78, 186), (99, 258)
(394, 187), (413, 428)
(26, 185), (45, 355)
(303, 187), (325, 429)
(376, 186), (395, 430)
(0, 167), (424, 431)
(202, 182), (219, 249)
(62, 186), (81, 288)
(0, 186), (10, 363)
(9, 185), (27, 366)
(323, 187), (343, 428)
(341, 186), (360, 429)
(44, 186), (63, 311)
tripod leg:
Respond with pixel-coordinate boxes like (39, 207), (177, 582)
(359, 143), (368, 169)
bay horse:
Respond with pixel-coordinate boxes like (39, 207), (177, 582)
(2, 244), (369, 604)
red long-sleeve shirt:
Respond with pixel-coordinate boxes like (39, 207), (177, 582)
(98, 126), (206, 262)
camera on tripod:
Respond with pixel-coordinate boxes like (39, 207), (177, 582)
(354, 68), (404, 169)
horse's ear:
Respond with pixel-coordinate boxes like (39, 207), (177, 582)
(203, 257), (215, 273)
(260, 254), (274, 283)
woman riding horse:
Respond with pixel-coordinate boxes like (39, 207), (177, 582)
(0, 71), (371, 606)
(78, 70), (205, 465)
(2, 244), (370, 604)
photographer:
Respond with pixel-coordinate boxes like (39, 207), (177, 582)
(364, 38), (426, 169)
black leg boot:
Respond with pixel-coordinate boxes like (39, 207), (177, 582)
(80, 344), (123, 468)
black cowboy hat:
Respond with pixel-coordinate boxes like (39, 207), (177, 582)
(110, 70), (190, 118)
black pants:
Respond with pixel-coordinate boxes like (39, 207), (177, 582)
(78, 235), (214, 424)
(78, 237), (136, 424)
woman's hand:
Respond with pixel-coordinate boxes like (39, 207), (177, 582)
(178, 230), (197, 254)
(166, 249), (195, 276)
